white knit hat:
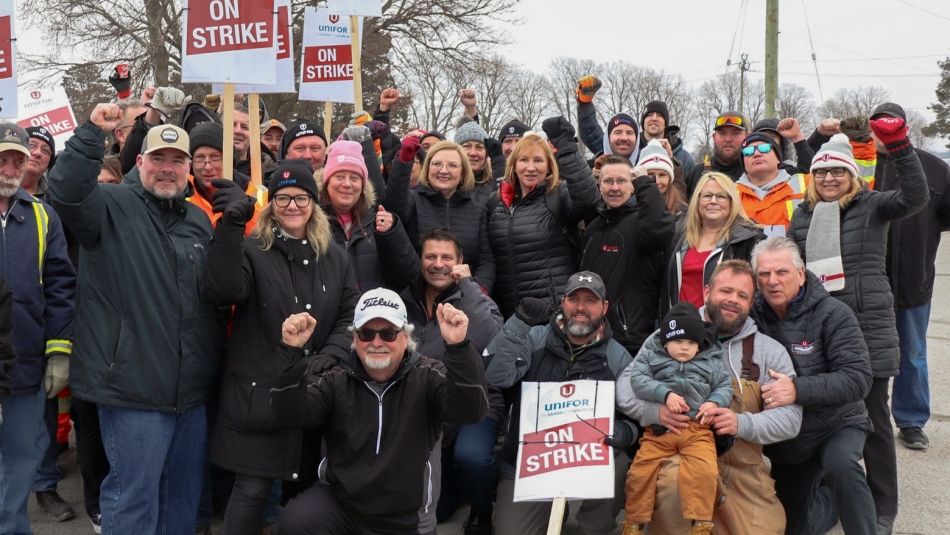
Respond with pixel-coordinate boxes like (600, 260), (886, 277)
(811, 133), (860, 178)
(635, 139), (675, 177)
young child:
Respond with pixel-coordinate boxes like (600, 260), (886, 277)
(622, 302), (732, 535)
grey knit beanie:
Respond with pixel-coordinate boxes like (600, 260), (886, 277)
(454, 120), (488, 146)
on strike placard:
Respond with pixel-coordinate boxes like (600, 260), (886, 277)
(182, 0), (277, 85)
(213, 0), (294, 94)
(298, 8), (362, 104)
(0, 0), (17, 119)
(514, 380), (615, 502)
(16, 85), (78, 150)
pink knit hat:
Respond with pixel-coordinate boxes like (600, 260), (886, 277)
(323, 140), (368, 185)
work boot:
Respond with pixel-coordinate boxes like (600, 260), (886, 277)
(35, 490), (76, 522)
(621, 522), (645, 535)
(689, 520), (714, 535)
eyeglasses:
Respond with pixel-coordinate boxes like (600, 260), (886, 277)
(715, 115), (745, 128)
(601, 178), (630, 186)
(741, 143), (773, 157)
(813, 168), (849, 179)
(193, 156), (223, 166)
(28, 142), (52, 157)
(273, 194), (312, 208)
(700, 192), (730, 203)
(355, 328), (400, 342)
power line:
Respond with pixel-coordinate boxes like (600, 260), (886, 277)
(897, 0), (950, 22)
(799, 0), (824, 102)
(783, 35), (936, 74)
(781, 54), (947, 63)
(776, 71), (939, 78)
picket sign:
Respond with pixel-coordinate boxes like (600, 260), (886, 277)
(0, 0), (16, 119)
(181, 0), (278, 85)
(16, 85), (77, 149)
(514, 380), (615, 503)
(298, 8), (363, 105)
(212, 0), (294, 94)
(221, 83), (235, 180)
(247, 93), (268, 205)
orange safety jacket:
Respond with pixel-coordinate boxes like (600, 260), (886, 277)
(736, 171), (811, 238)
(187, 175), (263, 236)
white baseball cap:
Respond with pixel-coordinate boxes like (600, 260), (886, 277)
(353, 288), (407, 329)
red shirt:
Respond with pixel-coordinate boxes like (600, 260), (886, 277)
(679, 247), (713, 308)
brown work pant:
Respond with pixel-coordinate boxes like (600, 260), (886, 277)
(624, 421), (717, 523)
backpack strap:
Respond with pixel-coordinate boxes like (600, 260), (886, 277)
(740, 333), (759, 380)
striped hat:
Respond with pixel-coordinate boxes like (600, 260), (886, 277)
(811, 134), (859, 178)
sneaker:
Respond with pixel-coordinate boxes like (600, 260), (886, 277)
(34, 490), (76, 522)
(463, 512), (493, 535)
(90, 513), (102, 534)
(876, 515), (895, 535)
(898, 426), (929, 451)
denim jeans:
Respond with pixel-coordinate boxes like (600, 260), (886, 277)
(892, 302), (931, 429)
(98, 403), (207, 535)
(0, 387), (49, 534)
(437, 417), (498, 521)
(32, 396), (65, 493)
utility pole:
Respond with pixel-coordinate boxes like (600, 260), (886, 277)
(738, 53), (751, 117)
(765, 0), (779, 117)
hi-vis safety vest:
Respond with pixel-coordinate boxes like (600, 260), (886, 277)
(737, 173), (811, 238)
(852, 140), (877, 191)
(29, 197), (73, 358)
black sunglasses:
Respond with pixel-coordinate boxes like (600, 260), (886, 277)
(355, 328), (400, 342)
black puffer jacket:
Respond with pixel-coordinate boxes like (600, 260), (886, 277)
(752, 272), (872, 465)
(486, 148), (600, 317)
(206, 217), (359, 480)
(790, 147), (928, 377)
(581, 175), (675, 354)
(324, 204), (419, 293)
(877, 148), (950, 309)
(662, 220), (764, 317)
(384, 159), (495, 291)
(685, 155), (744, 198)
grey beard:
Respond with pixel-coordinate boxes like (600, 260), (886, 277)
(0, 184), (18, 198)
(566, 318), (596, 337)
(362, 355), (392, 370)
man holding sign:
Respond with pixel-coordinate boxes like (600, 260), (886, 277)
(483, 271), (638, 535)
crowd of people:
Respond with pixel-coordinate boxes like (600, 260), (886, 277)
(0, 66), (948, 535)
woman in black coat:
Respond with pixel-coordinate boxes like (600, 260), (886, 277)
(790, 125), (928, 528)
(385, 138), (496, 291)
(485, 117), (600, 318)
(206, 160), (360, 535)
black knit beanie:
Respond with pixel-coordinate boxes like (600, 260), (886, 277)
(279, 119), (328, 160)
(189, 121), (224, 154)
(268, 159), (318, 200)
(661, 302), (705, 346)
(641, 101), (670, 128)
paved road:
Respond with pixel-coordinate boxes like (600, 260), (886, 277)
(31, 245), (950, 534)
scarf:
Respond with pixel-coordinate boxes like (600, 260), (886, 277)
(806, 201), (845, 292)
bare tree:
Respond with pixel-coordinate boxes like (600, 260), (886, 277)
(505, 69), (550, 130)
(775, 83), (817, 132)
(817, 86), (891, 121)
(469, 55), (518, 136)
(545, 57), (597, 126)
(393, 43), (471, 134)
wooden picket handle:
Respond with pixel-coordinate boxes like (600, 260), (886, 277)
(546, 496), (567, 535)
(323, 101), (333, 141)
(349, 15), (363, 112)
(248, 93), (263, 187)
(221, 83), (235, 180)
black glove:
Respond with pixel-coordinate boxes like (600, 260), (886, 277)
(484, 137), (504, 160)
(306, 354), (339, 376)
(542, 116), (577, 154)
(715, 433), (736, 456)
(109, 64), (133, 99)
(211, 179), (255, 225)
(515, 297), (554, 326)
(603, 419), (640, 455)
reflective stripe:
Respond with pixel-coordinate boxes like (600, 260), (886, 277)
(788, 174), (808, 195)
(31, 202), (49, 283)
(786, 200), (796, 220)
(46, 339), (73, 356)
(856, 158), (877, 187)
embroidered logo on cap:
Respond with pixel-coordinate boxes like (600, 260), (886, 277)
(160, 128), (179, 143)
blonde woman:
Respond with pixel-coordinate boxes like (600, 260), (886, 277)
(663, 172), (764, 311)
(386, 138), (495, 290)
(485, 117), (600, 318)
(205, 159), (360, 535)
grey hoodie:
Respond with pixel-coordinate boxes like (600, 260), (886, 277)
(617, 310), (802, 445)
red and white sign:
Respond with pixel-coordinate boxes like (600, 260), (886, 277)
(514, 380), (615, 501)
(213, 0), (294, 94)
(327, 0), (382, 17)
(182, 0), (277, 84)
(0, 1), (17, 119)
(298, 8), (362, 104)
(16, 85), (78, 150)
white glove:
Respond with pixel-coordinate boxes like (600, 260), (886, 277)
(44, 353), (69, 399)
(150, 87), (191, 117)
(341, 125), (371, 143)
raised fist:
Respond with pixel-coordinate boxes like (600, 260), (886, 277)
(575, 75), (602, 103)
(90, 103), (123, 132)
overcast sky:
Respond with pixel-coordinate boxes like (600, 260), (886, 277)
(501, 0), (948, 121)
(13, 0), (949, 123)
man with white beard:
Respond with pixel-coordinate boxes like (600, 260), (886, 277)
(0, 122), (75, 534)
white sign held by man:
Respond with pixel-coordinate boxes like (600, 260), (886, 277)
(182, 0), (277, 84)
(514, 380), (615, 502)
(213, 0), (294, 94)
(0, 0), (17, 119)
(298, 8), (362, 104)
(16, 85), (78, 149)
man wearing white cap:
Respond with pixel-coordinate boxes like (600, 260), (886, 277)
(273, 288), (488, 535)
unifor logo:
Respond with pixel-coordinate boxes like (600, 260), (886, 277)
(578, 275), (592, 283)
(669, 319), (677, 330)
(329, 14), (340, 23)
(508, 126), (515, 133)
(283, 171), (291, 179)
(30, 90), (41, 100)
(300, 123), (308, 131)
(560, 383), (575, 398)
